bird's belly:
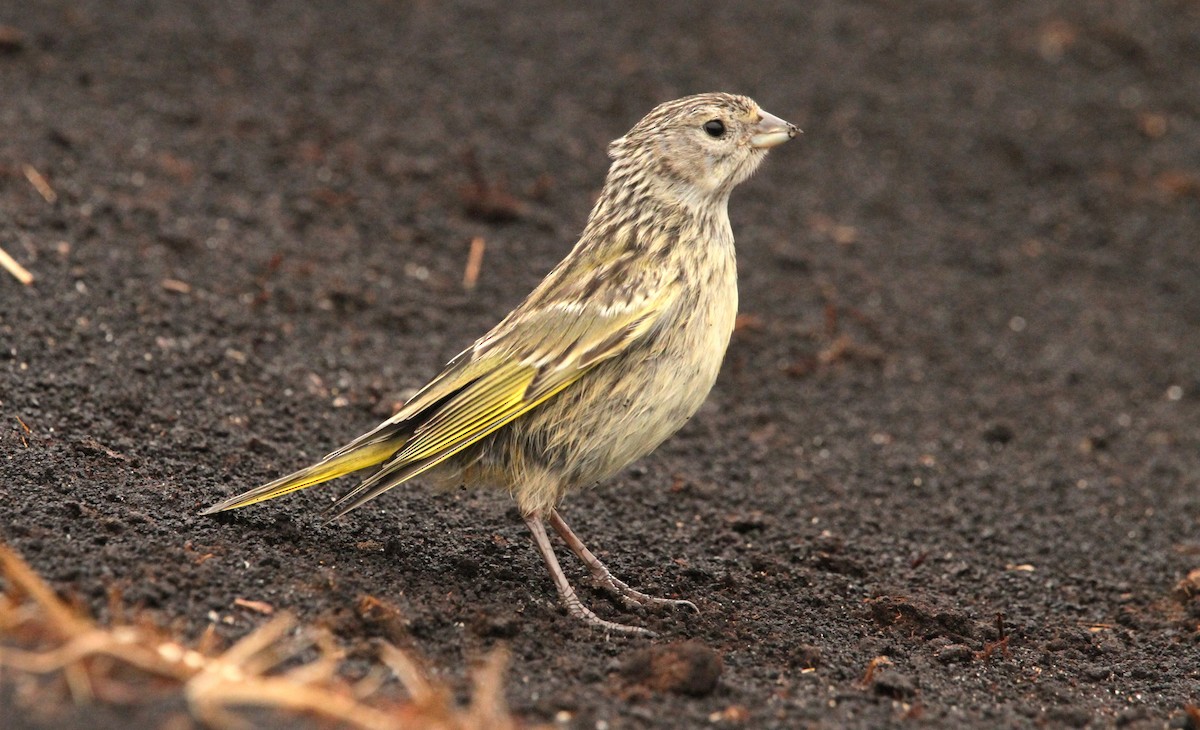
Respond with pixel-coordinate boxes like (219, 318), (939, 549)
(529, 282), (737, 487)
(583, 343), (723, 477)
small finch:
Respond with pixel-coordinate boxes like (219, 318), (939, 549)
(203, 93), (799, 634)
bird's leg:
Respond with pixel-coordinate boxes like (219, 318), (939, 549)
(523, 514), (654, 636)
(549, 509), (698, 614)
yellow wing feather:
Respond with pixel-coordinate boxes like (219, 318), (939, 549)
(202, 273), (675, 518)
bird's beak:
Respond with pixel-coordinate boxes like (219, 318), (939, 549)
(750, 110), (801, 149)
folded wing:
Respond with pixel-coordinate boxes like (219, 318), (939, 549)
(201, 280), (674, 517)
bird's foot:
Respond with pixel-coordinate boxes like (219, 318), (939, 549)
(561, 593), (656, 637)
(595, 574), (699, 614)
(526, 513), (657, 636)
(547, 509), (698, 615)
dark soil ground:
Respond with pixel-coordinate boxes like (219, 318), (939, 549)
(3, 1), (1200, 727)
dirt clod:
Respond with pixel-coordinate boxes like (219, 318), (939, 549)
(935, 644), (974, 665)
(0, 25), (24, 53)
(622, 642), (723, 697)
(871, 669), (918, 699)
(1172, 569), (1200, 602)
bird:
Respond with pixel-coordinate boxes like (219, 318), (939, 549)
(202, 93), (799, 635)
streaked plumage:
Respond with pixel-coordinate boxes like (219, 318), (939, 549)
(203, 93), (798, 634)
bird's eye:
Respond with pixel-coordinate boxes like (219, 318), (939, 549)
(703, 119), (726, 138)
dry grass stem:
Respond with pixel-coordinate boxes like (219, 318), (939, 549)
(463, 236), (486, 289)
(0, 543), (530, 729)
(21, 164), (58, 204)
(0, 245), (34, 285)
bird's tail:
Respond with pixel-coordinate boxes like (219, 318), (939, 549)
(199, 437), (401, 515)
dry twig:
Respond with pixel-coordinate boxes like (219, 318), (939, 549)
(857, 655), (892, 687)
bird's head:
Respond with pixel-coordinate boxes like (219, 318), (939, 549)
(607, 92), (799, 207)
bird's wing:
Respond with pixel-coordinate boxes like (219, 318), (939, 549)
(321, 282), (676, 519)
(201, 271), (676, 516)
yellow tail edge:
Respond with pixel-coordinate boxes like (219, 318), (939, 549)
(200, 440), (398, 515)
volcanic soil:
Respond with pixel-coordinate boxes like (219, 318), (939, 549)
(3, 1), (1200, 727)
